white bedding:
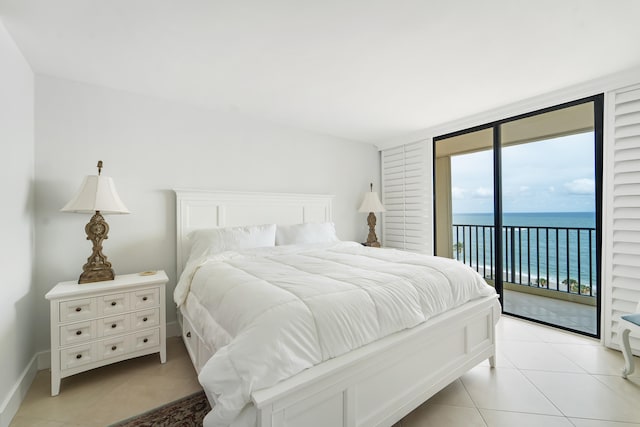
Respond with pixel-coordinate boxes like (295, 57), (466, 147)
(175, 241), (496, 427)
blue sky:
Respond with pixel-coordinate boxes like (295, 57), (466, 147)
(451, 132), (596, 214)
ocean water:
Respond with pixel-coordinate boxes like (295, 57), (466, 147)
(453, 212), (595, 229)
(452, 212), (597, 293)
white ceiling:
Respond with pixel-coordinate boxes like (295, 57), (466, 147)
(2, 0), (640, 144)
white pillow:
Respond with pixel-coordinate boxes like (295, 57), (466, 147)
(187, 224), (276, 260)
(276, 222), (339, 245)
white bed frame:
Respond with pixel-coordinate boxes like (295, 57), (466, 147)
(175, 189), (499, 427)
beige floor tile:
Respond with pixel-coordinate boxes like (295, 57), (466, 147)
(523, 370), (640, 423)
(551, 342), (632, 375)
(592, 374), (640, 401)
(499, 340), (585, 373)
(72, 375), (202, 425)
(12, 370), (127, 423)
(10, 336), (201, 427)
(9, 317), (640, 427)
(497, 316), (598, 345)
(425, 379), (475, 408)
(477, 349), (515, 369)
(569, 419), (640, 427)
(524, 324), (599, 346)
(7, 417), (69, 427)
(460, 365), (561, 415)
(479, 409), (574, 427)
(402, 403), (487, 427)
(495, 317), (544, 342)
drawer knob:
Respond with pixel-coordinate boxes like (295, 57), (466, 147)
(76, 354), (82, 359)
(111, 301), (117, 306)
(76, 330), (82, 336)
(111, 324), (117, 329)
(143, 317), (148, 322)
(111, 346), (117, 351)
(75, 307), (82, 312)
(143, 338), (149, 343)
(142, 296), (148, 301)
(186, 331), (191, 338)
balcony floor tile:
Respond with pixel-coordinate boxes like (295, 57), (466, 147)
(503, 289), (596, 335)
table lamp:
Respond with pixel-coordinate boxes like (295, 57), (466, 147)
(61, 161), (129, 284)
(358, 183), (385, 247)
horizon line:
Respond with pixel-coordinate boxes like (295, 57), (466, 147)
(453, 211), (596, 215)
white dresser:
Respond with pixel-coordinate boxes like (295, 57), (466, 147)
(46, 271), (168, 396)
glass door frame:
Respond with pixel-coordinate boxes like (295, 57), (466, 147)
(433, 94), (604, 338)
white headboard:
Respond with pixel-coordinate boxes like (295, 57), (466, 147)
(175, 189), (334, 277)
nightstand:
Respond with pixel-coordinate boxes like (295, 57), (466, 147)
(45, 270), (168, 396)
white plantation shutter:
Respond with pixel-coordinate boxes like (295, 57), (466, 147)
(381, 141), (431, 253)
(604, 84), (640, 354)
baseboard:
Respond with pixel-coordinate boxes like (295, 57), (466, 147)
(37, 351), (50, 370)
(0, 321), (181, 427)
(0, 350), (46, 427)
(166, 320), (180, 338)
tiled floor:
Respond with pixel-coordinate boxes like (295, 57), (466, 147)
(401, 315), (640, 427)
(504, 289), (597, 335)
(10, 316), (640, 427)
(9, 337), (202, 427)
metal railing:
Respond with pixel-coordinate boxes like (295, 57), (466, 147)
(452, 224), (597, 297)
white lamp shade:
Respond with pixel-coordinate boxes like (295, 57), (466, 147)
(61, 175), (130, 214)
(358, 191), (386, 213)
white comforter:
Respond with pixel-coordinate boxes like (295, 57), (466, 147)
(175, 241), (496, 427)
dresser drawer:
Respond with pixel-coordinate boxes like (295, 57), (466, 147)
(61, 343), (97, 370)
(59, 298), (97, 323)
(181, 314), (200, 370)
(132, 288), (159, 310)
(99, 335), (130, 360)
(99, 293), (129, 316)
(46, 271), (168, 396)
(59, 320), (96, 346)
(132, 308), (159, 330)
(132, 328), (160, 351)
(98, 314), (130, 337)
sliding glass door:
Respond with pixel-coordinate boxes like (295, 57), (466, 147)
(435, 127), (496, 283)
(434, 95), (603, 337)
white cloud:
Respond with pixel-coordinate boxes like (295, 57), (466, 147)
(473, 187), (493, 198)
(451, 186), (493, 199)
(548, 186), (556, 192)
(564, 178), (595, 195)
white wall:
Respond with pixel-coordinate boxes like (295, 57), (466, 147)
(34, 75), (380, 351)
(0, 20), (35, 426)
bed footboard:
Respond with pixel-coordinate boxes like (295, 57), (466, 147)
(251, 295), (499, 427)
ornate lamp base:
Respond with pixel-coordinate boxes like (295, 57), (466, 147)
(364, 212), (381, 247)
(79, 266), (115, 284)
(78, 211), (116, 284)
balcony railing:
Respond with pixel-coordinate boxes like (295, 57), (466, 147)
(452, 223), (597, 297)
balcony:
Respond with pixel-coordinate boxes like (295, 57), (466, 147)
(453, 223), (597, 334)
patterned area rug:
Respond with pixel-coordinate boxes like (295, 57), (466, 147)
(109, 391), (211, 427)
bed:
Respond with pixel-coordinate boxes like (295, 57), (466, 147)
(174, 189), (500, 427)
